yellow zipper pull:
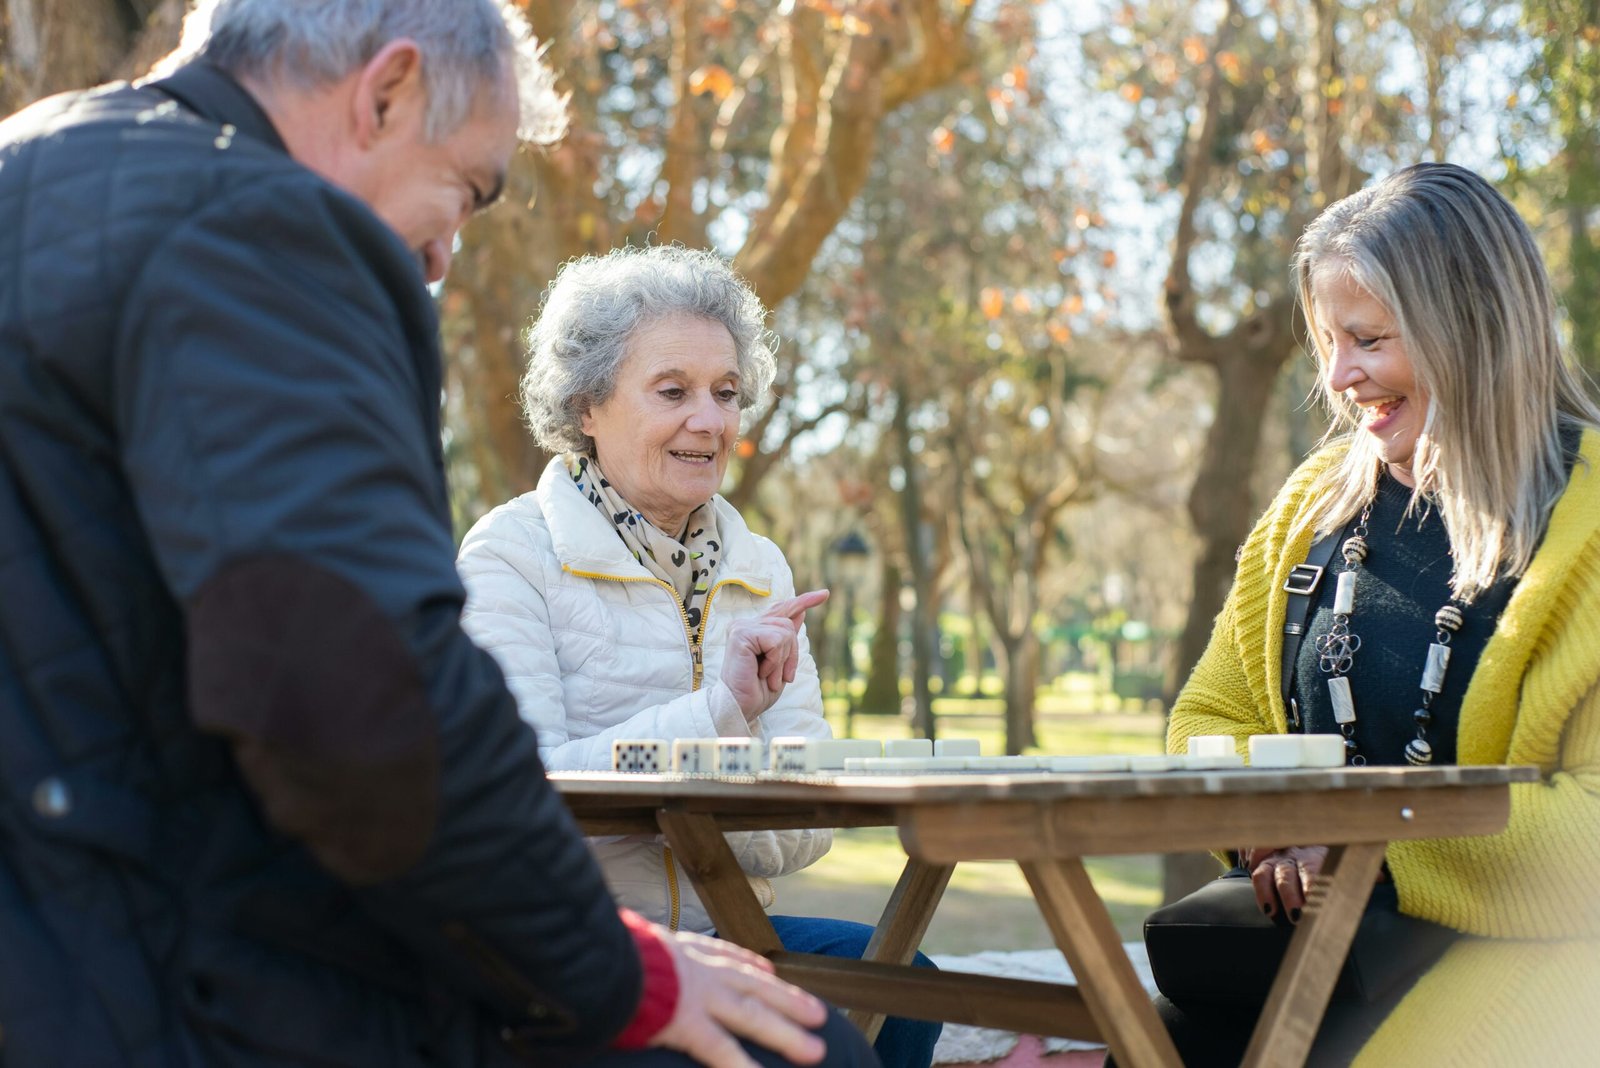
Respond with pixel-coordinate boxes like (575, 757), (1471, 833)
(690, 639), (704, 691)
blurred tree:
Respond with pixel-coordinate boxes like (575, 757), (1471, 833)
(0, 0), (184, 114)
(1510, 1), (1600, 373)
(445, 0), (985, 525)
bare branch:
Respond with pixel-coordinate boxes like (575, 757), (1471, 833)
(1164, 0), (1240, 364)
(656, 0), (707, 246)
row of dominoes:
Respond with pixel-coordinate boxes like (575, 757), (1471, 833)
(610, 733), (1349, 775)
(1188, 733), (1346, 768)
(610, 736), (984, 775)
(838, 753), (1246, 773)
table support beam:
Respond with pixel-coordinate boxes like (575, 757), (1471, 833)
(657, 807), (783, 954)
(1241, 841), (1388, 1068)
(773, 952), (1100, 1040)
(849, 859), (955, 1041)
(1022, 858), (1182, 1068)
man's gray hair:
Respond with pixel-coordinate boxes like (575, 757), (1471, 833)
(161, 0), (566, 143)
(521, 246), (779, 455)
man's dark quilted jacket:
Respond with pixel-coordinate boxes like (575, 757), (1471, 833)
(0, 63), (640, 1066)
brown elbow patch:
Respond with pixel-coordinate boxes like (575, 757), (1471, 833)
(187, 555), (439, 884)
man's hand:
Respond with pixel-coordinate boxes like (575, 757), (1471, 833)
(1242, 844), (1330, 923)
(719, 590), (829, 722)
(650, 929), (829, 1068)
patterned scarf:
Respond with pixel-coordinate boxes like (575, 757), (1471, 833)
(567, 454), (723, 631)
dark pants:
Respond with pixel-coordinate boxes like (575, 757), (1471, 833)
(582, 1005), (880, 1067)
(766, 915), (942, 1068)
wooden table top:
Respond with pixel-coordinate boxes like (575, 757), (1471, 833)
(550, 763), (1537, 804)
(550, 764), (1537, 858)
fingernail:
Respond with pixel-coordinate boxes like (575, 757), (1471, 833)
(1261, 902), (1274, 916)
(1289, 907), (1302, 923)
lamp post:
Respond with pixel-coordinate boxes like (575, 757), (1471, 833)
(830, 531), (871, 738)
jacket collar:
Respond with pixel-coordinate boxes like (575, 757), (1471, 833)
(144, 61), (288, 155)
(534, 458), (772, 590)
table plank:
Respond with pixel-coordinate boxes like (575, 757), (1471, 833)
(1241, 842), (1388, 1068)
(1021, 858), (1182, 1068)
(656, 808), (783, 954)
(849, 859), (955, 1041)
(898, 783), (1510, 861)
(772, 952), (1100, 1040)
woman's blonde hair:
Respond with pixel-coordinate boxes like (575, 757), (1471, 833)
(1293, 162), (1599, 601)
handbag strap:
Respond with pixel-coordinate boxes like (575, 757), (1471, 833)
(1279, 530), (1342, 731)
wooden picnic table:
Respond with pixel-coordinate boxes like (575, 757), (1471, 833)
(551, 763), (1535, 1067)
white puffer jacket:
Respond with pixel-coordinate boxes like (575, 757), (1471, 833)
(457, 458), (833, 932)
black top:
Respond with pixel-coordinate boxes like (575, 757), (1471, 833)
(1292, 428), (1580, 765)
(1293, 476), (1511, 764)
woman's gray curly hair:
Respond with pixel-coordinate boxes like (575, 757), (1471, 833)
(520, 245), (778, 455)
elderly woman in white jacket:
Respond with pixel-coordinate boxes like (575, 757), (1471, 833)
(458, 244), (939, 1068)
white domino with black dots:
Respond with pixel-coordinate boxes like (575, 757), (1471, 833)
(672, 739), (718, 775)
(612, 739), (667, 773)
(716, 738), (763, 775)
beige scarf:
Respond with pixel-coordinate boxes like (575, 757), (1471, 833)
(567, 454), (723, 631)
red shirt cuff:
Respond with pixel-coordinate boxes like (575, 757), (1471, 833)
(610, 909), (680, 1049)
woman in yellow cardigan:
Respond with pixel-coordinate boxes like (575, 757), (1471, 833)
(1165, 162), (1600, 1065)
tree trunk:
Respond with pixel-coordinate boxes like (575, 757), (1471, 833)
(892, 382), (937, 738)
(1168, 346), (1289, 696)
(999, 631), (1039, 755)
(859, 560), (904, 716)
(965, 608), (987, 695)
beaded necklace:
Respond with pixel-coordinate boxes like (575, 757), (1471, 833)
(1313, 501), (1464, 766)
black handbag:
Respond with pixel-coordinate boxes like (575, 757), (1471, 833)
(1143, 868), (1458, 1011)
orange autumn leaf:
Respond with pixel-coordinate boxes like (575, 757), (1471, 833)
(1006, 65), (1030, 92)
(1251, 129), (1277, 155)
(1217, 51), (1243, 79)
(1182, 37), (1208, 65)
(1101, 250), (1118, 269)
(931, 125), (956, 154)
(736, 439), (757, 459)
(1120, 82), (1144, 103)
(979, 287), (1005, 320)
(689, 63), (734, 102)
(1064, 293), (1085, 315)
(1011, 291), (1034, 314)
(1048, 322), (1073, 344)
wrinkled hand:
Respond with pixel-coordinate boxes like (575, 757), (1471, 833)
(650, 928), (828, 1068)
(720, 590), (829, 722)
(1242, 844), (1330, 923)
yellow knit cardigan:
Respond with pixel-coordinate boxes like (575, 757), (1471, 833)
(1169, 429), (1600, 1066)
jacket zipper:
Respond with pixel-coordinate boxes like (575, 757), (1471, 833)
(559, 567), (773, 931)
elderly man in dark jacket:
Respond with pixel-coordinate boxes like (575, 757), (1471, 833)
(0, 2), (872, 1066)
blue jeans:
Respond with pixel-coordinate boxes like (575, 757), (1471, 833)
(768, 915), (942, 1068)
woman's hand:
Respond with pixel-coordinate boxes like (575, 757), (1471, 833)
(720, 590), (828, 722)
(1242, 844), (1330, 923)
(650, 928), (828, 1067)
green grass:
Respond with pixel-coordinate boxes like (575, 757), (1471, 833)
(773, 704), (1168, 954)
